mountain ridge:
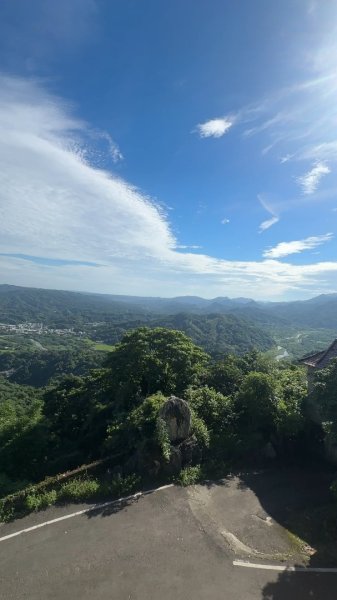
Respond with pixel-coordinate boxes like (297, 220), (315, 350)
(1, 284), (337, 330)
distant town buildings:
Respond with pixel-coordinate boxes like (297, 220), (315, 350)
(0, 322), (82, 336)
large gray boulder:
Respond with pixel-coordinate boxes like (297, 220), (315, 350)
(159, 396), (191, 442)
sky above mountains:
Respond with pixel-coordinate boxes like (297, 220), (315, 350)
(1, 0), (337, 300)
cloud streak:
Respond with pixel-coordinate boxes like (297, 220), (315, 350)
(259, 216), (279, 232)
(258, 195), (279, 232)
(297, 162), (331, 195)
(263, 233), (333, 259)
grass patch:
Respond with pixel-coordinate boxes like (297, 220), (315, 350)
(92, 343), (115, 352)
(0, 473), (141, 522)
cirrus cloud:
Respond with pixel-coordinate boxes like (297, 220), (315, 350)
(297, 162), (331, 195)
(263, 233), (333, 259)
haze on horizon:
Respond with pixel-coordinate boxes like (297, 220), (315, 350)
(1, 1), (337, 301)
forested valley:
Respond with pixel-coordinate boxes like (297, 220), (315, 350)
(1, 285), (337, 524)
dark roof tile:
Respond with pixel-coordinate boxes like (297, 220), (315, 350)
(299, 339), (337, 368)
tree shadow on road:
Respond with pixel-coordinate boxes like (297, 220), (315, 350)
(238, 466), (336, 564)
(86, 493), (142, 519)
(236, 466), (337, 600)
(261, 566), (337, 599)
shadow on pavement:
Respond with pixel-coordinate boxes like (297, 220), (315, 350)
(238, 467), (336, 563)
(261, 568), (337, 600)
(237, 467), (337, 599)
(86, 493), (142, 519)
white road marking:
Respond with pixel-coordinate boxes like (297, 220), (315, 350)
(233, 560), (337, 573)
(0, 484), (174, 543)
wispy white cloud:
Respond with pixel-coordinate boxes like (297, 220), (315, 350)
(196, 116), (234, 138)
(263, 233), (333, 259)
(280, 154), (293, 164)
(1, 76), (337, 300)
(219, 42), (337, 203)
(221, 218), (230, 224)
(95, 131), (123, 163)
(258, 195), (279, 233)
(297, 162), (331, 194)
(175, 244), (202, 250)
(299, 142), (337, 162)
(259, 216), (279, 232)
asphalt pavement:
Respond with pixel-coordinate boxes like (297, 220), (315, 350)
(0, 473), (336, 600)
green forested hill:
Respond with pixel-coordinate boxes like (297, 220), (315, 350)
(83, 313), (274, 357)
(1, 285), (337, 365)
(1, 284), (337, 329)
(0, 285), (150, 326)
(0, 313), (273, 388)
(151, 313), (274, 356)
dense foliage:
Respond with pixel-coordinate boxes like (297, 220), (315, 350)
(0, 348), (104, 387)
(1, 285), (336, 361)
(104, 327), (209, 408)
(0, 325), (314, 507)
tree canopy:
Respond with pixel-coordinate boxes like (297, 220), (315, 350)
(105, 327), (210, 409)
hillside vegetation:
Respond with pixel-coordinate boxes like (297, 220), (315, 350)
(0, 326), (325, 517)
(1, 287), (337, 521)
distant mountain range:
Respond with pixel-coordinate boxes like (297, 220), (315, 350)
(1, 285), (337, 359)
(1, 284), (337, 330)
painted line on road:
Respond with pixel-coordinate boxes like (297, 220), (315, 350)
(233, 560), (337, 573)
(0, 483), (174, 543)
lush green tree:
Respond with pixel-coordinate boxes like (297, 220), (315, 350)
(0, 379), (48, 487)
(105, 327), (210, 409)
(274, 366), (307, 437)
(118, 392), (169, 460)
(236, 371), (277, 435)
(240, 349), (277, 375)
(186, 386), (235, 458)
(186, 386), (233, 431)
(43, 375), (88, 443)
(311, 358), (337, 438)
(43, 370), (111, 464)
(204, 355), (244, 396)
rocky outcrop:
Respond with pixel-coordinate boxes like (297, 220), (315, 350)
(159, 395), (191, 442)
(158, 396), (202, 475)
(125, 396), (199, 477)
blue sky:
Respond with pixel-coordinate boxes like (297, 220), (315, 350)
(1, 0), (337, 299)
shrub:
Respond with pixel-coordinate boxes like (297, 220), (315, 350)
(107, 473), (140, 497)
(186, 386), (233, 432)
(59, 477), (100, 502)
(25, 492), (43, 511)
(40, 489), (58, 508)
(176, 464), (202, 487)
(191, 411), (210, 448)
(0, 499), (14, 523)
(155, 417), (171, 461)
(24, 489), (58, 511)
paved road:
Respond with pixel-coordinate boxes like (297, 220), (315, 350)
(0, 477), (335, 599)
